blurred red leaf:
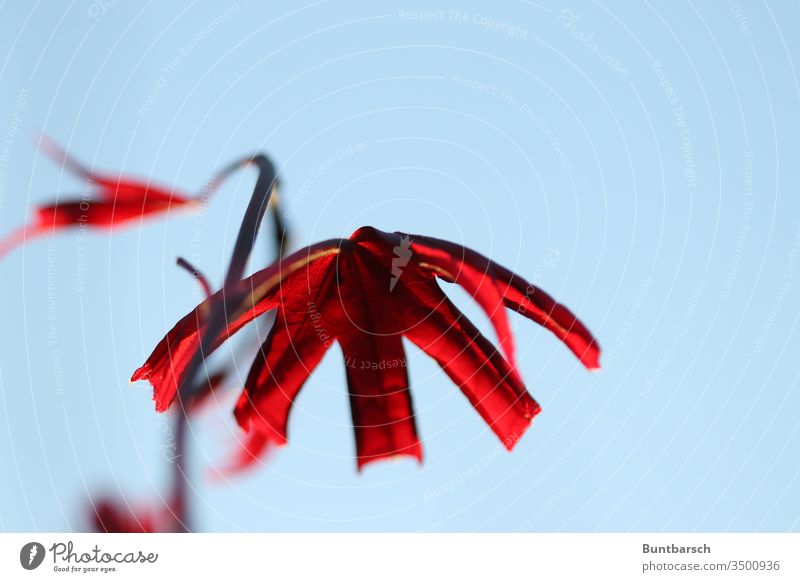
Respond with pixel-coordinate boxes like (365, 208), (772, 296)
(90, 497), (169, 533)
(0, 136), (257, 259)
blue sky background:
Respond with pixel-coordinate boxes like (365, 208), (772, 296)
(0, 1), (798, 532)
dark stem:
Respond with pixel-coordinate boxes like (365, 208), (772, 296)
(170, 154), (277, 532)
(269, 180), (290, 256)
(222, 155), (277, 286)
(171, 408), (189, 531)
(169, 257), (212, 533)
(176, 256), (213, 298)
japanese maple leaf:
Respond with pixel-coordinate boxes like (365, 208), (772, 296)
(0, 136), (260, 258)
(132, 226), (600, 470)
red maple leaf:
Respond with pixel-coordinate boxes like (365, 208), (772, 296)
(132, 227), (600, 470)
(0, 136), (260, 259)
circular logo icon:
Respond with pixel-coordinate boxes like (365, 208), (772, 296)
(20, 542), (46, 570)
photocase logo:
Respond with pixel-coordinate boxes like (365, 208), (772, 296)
(20, 542), (46, 570)
(390, 235), (412, 291)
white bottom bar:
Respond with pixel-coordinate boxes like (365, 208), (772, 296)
(1, 533), (797, 580)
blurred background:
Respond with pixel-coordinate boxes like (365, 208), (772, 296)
(0, 1), (798, 532)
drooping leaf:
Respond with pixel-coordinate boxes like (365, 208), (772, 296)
(134, 226), (600, 470)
